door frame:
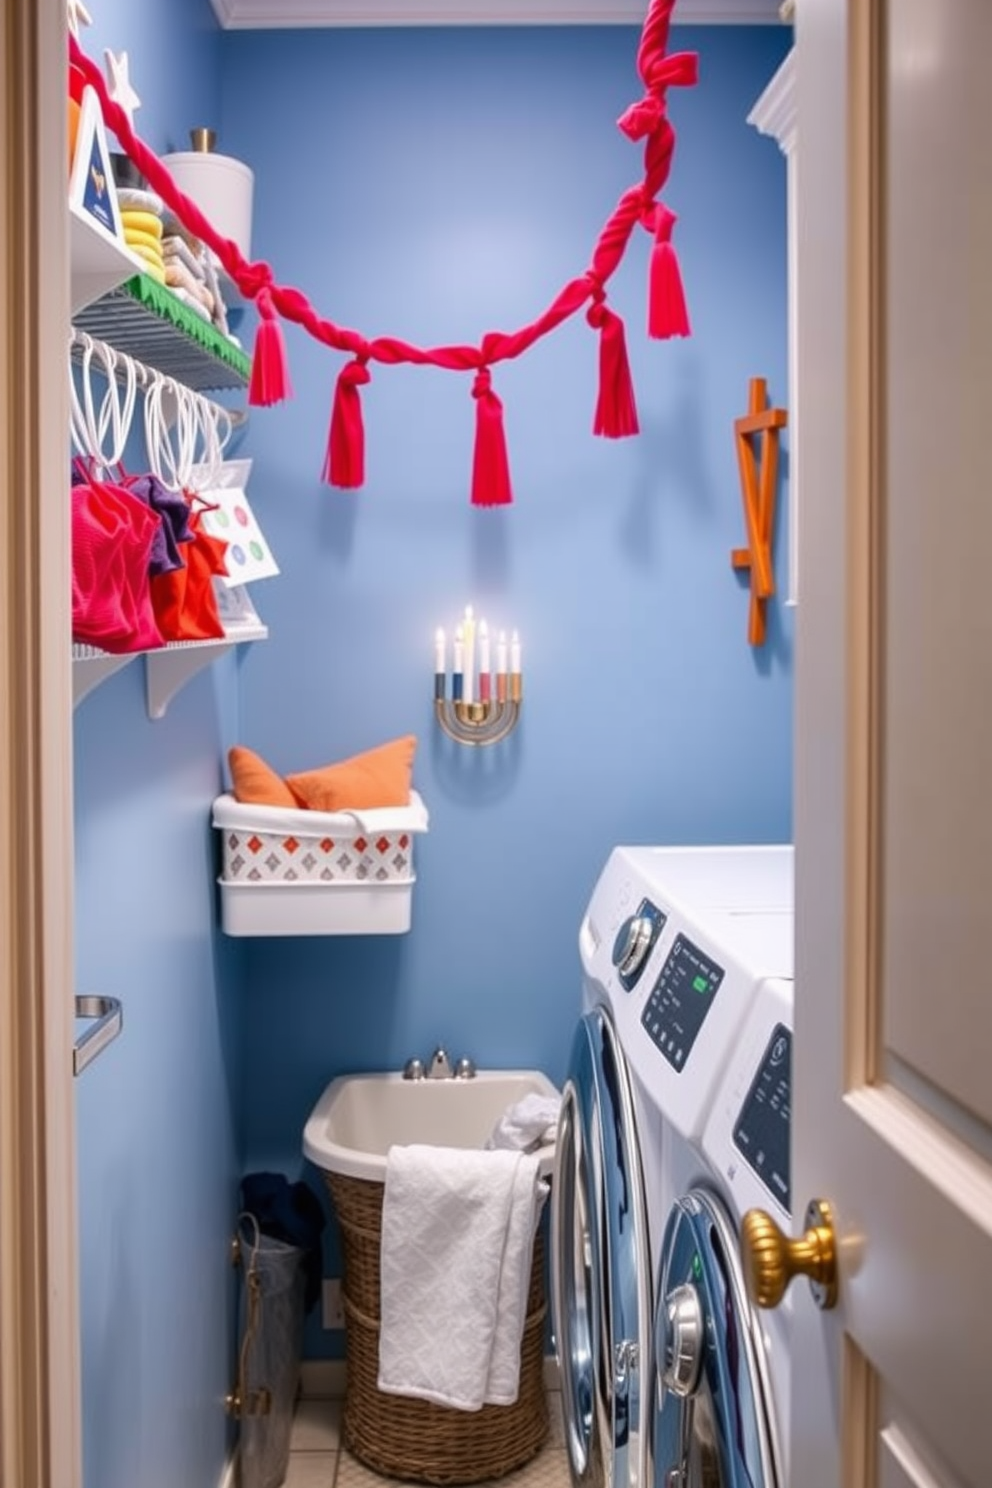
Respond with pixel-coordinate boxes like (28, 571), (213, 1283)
(0, 2), (81, 1485)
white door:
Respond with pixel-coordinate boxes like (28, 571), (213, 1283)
(788, 1), (992, 1484)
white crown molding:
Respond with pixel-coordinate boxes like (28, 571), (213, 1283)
(747, 44), (795, 152)
(210, 0), (784, 28)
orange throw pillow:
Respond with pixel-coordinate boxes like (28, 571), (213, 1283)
(286, 735), (416, 813)
(228, 746), (298, 808)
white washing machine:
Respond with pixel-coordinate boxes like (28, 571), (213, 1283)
(551, 845), (794, 1488)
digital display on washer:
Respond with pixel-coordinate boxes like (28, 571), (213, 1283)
(733, 1023), (792, 1215)
(640, 934), (725, 1072)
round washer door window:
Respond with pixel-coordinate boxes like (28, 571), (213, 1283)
(653, 1189), (782, 1488)
(551, 1008), (653, 1488)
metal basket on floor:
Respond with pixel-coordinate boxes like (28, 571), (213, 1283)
(324, 1170), (549, 1484)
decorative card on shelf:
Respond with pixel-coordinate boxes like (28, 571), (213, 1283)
(191, 458), (280, 587)
(69, 85), (123, 240)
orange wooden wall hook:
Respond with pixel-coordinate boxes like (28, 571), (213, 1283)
(731, 376), (788, 646)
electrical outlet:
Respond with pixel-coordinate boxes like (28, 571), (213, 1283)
(322, 1278), (345, 1330)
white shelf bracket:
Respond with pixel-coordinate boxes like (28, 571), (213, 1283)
(144, 641), (235, 720)
(72, 649), (136, 709)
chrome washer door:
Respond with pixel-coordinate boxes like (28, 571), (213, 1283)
(552, 1009), (653, 1488)
(653, 1189), (782, 1488)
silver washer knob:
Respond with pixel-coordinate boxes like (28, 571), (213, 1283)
(660, 1283), (703, 1398)
(612, 914), (654, 983)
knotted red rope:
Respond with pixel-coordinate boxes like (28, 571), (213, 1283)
(618, 43), (698, 340)
(325, 354), (372, 488)
(587, 287), (639, 439)
(471, 368), (513, 508)
(68, 0), (696, 503)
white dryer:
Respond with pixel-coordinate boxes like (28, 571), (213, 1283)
(551, 845), (793, 1488)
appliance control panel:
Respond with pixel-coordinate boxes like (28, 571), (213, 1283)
(612, 898), (668, 990)
(640, 934), (725, 1071)
(579, 844), (794, 1143)
(732, 1022), (792, 1214)
(702, 978), (794, 1222)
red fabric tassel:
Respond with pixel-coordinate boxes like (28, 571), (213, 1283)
(248, 288), (293, 407)
(324, 358), (371, 488)
(470, 369), (513, 508)
(587, 295), (639, 439)
(648, 204), (690, 340)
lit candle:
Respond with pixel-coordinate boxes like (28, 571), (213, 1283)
(453, 624), (464, 702)
(478, 619), (491, 703)
(496, 629), (508, 703)
(462, 605), (476, 705)
(510, 629), (521, 673)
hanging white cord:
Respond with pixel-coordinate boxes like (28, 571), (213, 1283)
(68, 331), (93, 459)
(68, 329), (235, 490)
(190, 394), (233, 491)
(144, 374), (195, 491)
(68, 330), (138, 470)
(176, 383), (201, 488)
(80, 335), (118, 470)
(142, 372), (168, 486)
(98, 338), (138, 468)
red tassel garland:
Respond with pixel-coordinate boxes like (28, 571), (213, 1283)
(648, 204), (690, 340)
(248, 287), (293, 407)
(470, 368), (513, 508)
(587, 295), (639, 439)
(324, 357), (371, 488)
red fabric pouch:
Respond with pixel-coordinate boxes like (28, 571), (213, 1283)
(149, 502), (229, 643)
(71, 467), (165, 653)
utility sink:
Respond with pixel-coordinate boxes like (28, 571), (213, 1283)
(303, 1069), (561, 1181)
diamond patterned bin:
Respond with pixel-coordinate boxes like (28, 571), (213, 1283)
(212, 792), (429, 936)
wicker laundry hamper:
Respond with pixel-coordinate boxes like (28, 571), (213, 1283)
(323, 1170), (549, 1484)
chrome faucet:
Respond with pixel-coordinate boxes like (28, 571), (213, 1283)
(428, 1045), (454, 1079)
(402, 1047), (476, 1080)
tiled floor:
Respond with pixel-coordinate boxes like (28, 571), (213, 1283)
(283, 1392), (570, 1488)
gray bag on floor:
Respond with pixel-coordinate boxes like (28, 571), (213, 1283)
(236, 1212), (307, 1488)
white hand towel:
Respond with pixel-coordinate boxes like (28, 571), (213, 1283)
(377, 1144), (544, 1411)
(486, 1159), (549, 1405)
(485, 1093), (561, 1154)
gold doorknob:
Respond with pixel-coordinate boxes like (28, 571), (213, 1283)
(740, 1198), (838, 1311)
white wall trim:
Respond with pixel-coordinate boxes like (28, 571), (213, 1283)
(748, 45), (799, 606)
(210, 0), (240, 26)
(218, 1449), (239, 1488)
(209, 0), (784, 27)
(747, 44), (796, 154)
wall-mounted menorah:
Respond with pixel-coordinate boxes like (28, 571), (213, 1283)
(433, 607), (523, 747)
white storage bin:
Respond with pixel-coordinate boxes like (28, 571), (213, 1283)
(212, 791), (429, 937)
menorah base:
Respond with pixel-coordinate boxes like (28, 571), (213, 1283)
(434, 696), (521, 746)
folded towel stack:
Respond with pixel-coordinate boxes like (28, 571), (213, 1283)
(159, 208), (233, 334)
(118, 188), (166, 284)
(377, 1145), (548, 1412)
(486, 1093), (561, 1154)
(160, 233), (215, 323)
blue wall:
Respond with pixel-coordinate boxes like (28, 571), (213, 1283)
(72, 5), (243, 1488)
(219, 24), (792, 1360)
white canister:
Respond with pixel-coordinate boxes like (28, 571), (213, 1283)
(160, 149), (254, 261)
